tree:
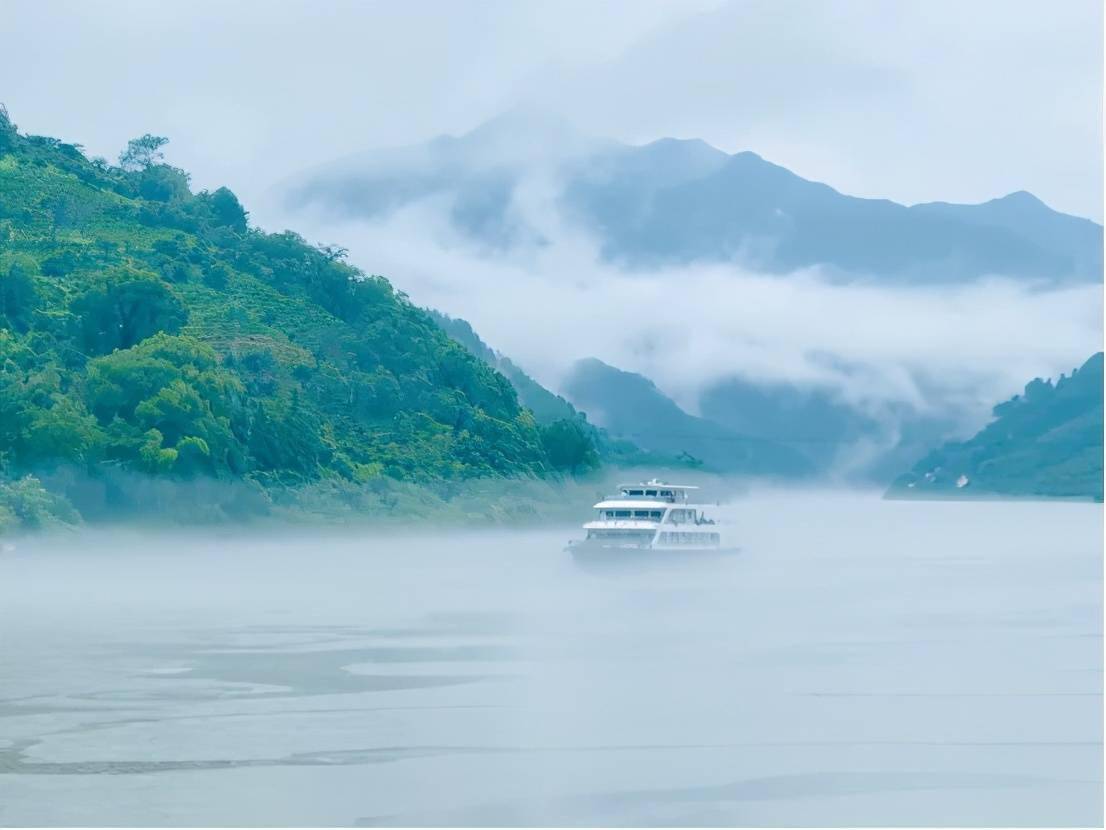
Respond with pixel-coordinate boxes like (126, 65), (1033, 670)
(118, 134), (168, 171)
(0, 103), (17, 153)
(230, 346), (280, 396)
(138, 429), (178, 474)
(84, 335), (247, 477)
(138, 165), (191, 202)
(173, 435), (213, 477)
(20, 394), (104, 467)
(0, 258), (41, 332)
(0, 475), (79, 531)
(207, 187), (248, 233)
(202, 262), (230, 290)
(71, 273), (187, 355)
(540, 418), (599, 475)
(248, 394), (328, 476)
(134, 379), (211, 445)
(84, 334), (221, 420)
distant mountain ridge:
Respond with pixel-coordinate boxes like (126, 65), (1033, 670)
(560, 358), (963, 483)
(288, 112), (1102, 283)
(889, 353), (1104, 501)
(561, 358), (814, 477)
(697, 375), (958, 483)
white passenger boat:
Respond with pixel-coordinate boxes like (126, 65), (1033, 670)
(566, 479), (737, 562)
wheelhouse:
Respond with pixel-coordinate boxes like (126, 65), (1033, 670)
(617, 480), (698, 503)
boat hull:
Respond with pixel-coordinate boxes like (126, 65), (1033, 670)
(565, 540), (740, 568)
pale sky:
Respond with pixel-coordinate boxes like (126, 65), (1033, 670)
(1, 0), (1102, 220)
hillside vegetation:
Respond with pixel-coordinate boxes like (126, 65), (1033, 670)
(428, 311), (681, 471)
(889, 353), (1103, 501)
(0, 110), (585, 531)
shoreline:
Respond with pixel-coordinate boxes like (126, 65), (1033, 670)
(884, 488), (1103, 504)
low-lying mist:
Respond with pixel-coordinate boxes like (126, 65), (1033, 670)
(271, 186), (1103, 448)
(1, 493), (1100, 825)
(11, 465), (760, 534)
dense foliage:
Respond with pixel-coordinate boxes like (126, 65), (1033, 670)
(0, 108), (564, 530)
(428, 311), (679, 473)
(890, 353), (1104, 501)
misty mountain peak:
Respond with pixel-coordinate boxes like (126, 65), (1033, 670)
(286, 118), (1102, 283)
(462, 108), (585, 143)
(449, 108), (610, 167)
(639, 136), (728, 163)
(982, 190), (1053, 215)
(997, 189), (1045, 205)
(731, 149), (765, 162)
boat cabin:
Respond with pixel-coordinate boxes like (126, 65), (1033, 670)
(581, 480), (718, 548)
(593, 504), (709, 523)
(570, 478), (725, 553)
(617, 479), (698, 503)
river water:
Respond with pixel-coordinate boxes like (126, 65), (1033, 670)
(0, 493), (1101, 826)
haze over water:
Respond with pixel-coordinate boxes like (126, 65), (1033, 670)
(0, 493), (1101, 826)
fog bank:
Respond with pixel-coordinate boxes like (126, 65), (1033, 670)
(278, 199), (1102, 435)
(0, 494), (1100, 825)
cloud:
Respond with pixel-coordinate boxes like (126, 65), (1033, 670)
(279, 179), (1102, 437)
(0, 0), (715, 209)
(519, 0), (1103, 220)
(0, 0), (1098, 219)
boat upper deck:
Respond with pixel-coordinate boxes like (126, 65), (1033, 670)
(593, 499), (671, 510)
(616, 480), (699, 503)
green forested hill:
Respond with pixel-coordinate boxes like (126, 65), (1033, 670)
(428, 311), (674, 471)
(427, 311), (582, 425)
(889, 353), (1104, 501)
(0, 110), (572, 530)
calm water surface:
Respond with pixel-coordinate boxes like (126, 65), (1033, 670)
(0, 494), (1101, 826)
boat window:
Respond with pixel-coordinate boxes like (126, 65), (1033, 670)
(644, 489), (657, 496)
(625, 489), (643, 496)
(659, 490), (673, 498)
(615, 510), (631, 518)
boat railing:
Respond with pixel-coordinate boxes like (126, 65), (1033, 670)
(617, 492), (687, 504)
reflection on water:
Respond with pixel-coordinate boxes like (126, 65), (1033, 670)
(0, 494), (1101, 826)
